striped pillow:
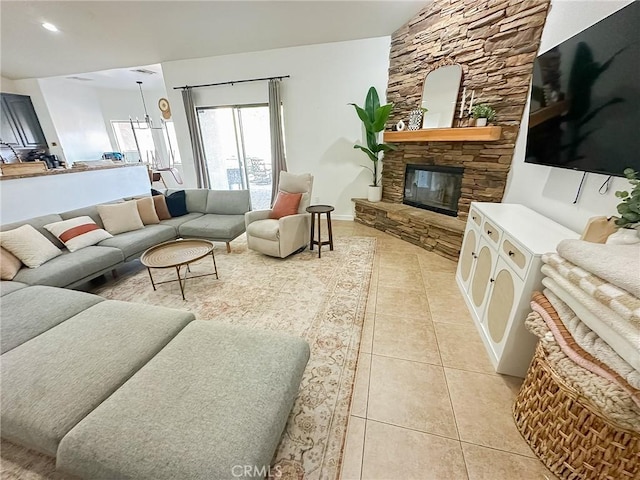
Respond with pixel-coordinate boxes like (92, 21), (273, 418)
(44, 216), (112, 252)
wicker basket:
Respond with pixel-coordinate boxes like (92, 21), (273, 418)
(513, 343), (640, 480)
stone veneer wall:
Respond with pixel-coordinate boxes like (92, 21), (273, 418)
(382, 0), (551, 222)
(354, 0), (552, 259)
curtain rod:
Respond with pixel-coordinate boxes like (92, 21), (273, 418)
(173, 75), (290, 90)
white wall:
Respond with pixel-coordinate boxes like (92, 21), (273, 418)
(161, 36), (391, 219)
(0, 165), (150, 224)
(503, 0), (634, 233)
(1, 76), (19, 93)
(37, 78), (113, 163)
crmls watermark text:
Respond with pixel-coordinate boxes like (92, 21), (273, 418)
(231, 465), (283, 478)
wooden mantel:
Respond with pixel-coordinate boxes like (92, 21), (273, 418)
(383, 126), (502, 143)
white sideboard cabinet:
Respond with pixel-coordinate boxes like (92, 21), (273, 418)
(456, 203), (579, 377)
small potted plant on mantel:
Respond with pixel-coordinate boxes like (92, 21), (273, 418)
(471, 104), (496, 126)
(608, 168), (640, 244)
(350, 86), (397, 202)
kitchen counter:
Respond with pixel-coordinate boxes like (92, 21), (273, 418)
(0, 162), (141, 180)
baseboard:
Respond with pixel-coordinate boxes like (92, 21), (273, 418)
(332, 214), (354, 221)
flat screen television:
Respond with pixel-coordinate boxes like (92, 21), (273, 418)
(524, 2), (640, 177)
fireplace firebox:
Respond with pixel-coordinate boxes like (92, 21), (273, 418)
(403, 164), (463, 217)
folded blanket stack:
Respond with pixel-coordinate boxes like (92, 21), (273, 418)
(525, 239), (640, 433)
(526, 304), (640, 431)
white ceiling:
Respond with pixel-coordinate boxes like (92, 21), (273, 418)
(59, 63), (167, 90)
(1, 0), (427, 81)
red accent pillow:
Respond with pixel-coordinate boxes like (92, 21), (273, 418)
(269, 192), (303, 219)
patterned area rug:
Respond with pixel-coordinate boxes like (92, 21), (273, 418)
(1, 235), (375, 480)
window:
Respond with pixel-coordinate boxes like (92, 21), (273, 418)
(197, 105), (273, 210)
(164, 121), (181, 165)
(111, 121), (154, 163)
(111, 120), (180, 165)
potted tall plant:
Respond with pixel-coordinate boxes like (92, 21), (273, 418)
(608, 168), (640, 244)
(350, 86), (397, 202)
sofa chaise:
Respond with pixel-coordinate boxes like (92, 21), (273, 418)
(0, 281), (310, 479)
(0, 189), (250, 289)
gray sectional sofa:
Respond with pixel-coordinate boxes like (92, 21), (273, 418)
(1, 189), (251, 289)
(1, 281), (310, 479)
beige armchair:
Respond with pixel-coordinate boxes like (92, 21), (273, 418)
(245, 172), (314, 258)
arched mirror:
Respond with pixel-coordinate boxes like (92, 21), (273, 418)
(420, 64), (463, 129)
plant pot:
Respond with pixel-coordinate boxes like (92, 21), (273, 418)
(368, 185), (383, 202)
(606, 227), (640, 245)
(475, 118), (488, 127)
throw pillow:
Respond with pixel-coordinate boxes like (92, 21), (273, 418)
(44, 216), (113, 252)
(97, 201), (145, 235)
(166, 190), (188, 217)
(269, 191), (303, 220)
(152, 195), (171, 221)
(136, 197), (160, 225)
(0, 247), (22, 280)
(0, 224), (62, 268)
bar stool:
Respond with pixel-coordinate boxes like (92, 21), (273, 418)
(306, 205), (334, 258)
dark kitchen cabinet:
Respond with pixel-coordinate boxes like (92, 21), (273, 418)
(1, 93), (48, 149)
(0, 102), (22, 147)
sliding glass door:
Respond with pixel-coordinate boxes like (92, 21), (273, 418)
(197, 105), (272, 210)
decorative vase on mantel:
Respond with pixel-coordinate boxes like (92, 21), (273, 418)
(408, 109), (424, 130)
(368, 185), (383, 202)
(475, 118), (488, 127)
(606, 227), (640, 245)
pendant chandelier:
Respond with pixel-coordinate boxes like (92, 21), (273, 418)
(128, 81), (180, 184)
(131, 81), (158, 129)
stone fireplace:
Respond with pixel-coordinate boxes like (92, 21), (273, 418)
(403, 164), (463, 217)
(353, 0), (551, 260)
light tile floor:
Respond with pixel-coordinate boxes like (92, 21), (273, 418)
(329, 220), (556, 480)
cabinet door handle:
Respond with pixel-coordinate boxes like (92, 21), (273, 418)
(471, 252), (477, 259)
(487, 230), (493, 235)
(472, 216), (477, 221)
(490, 278), (495, 283)
(508, 250), (515, 257)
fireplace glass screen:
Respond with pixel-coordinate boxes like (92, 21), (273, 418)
(403, 164), (463, 216)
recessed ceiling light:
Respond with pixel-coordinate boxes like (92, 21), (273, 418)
(42, 22), (59, 32)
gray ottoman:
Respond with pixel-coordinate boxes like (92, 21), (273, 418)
(0, 280), (27, 297)
(1, 301), (194, 456)
(0, 285), (104, 354)
(57, 321), (310, 480)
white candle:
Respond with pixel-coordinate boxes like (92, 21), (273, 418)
(460, 87), (466, 119)
(468, 90), (475, 115)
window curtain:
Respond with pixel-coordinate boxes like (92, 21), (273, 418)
(181, 87), (211, 189)
(268, 78), (287, 204)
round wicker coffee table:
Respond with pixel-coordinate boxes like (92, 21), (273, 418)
(140, 239), (218, 300)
